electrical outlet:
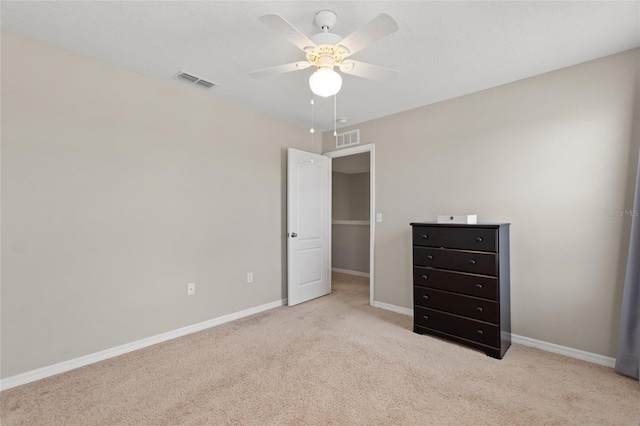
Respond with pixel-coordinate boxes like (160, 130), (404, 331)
(247, 272), (253, 283)
(187, 282), (195, 296)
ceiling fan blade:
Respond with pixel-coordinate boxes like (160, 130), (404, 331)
(338, 14), (399, 57)
(339, 61), (398, 83)
(259, 14), (317, 51)
(249, 62), (311, 79)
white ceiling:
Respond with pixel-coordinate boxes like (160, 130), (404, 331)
(1, 1), (639, 132)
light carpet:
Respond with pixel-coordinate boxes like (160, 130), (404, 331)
(1, 272), (639, 425)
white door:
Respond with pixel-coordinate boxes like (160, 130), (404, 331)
(287, 148), (331, 306)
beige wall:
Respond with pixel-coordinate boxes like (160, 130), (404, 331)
(323, 49), (640, 358)
(348, 173), (370, 221)
(332, 225), (370, 273)
(331, 171), (370, 220)
(332, 172), (350, 219)
(0, 31), (316, 378)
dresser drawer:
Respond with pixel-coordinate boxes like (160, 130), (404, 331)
(413, 226), (497, 252)
(413, 247), (497, 275)
(414, 286), (498, 323)
(413, 267), (498, 300)
(414, 306), (499, 347)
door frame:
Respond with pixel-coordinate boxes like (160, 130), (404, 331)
(323, 143), (376, 306)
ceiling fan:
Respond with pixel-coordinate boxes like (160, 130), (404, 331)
(249, 10), (399, 97)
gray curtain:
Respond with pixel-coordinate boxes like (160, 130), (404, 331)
(615, 146), (640, 381)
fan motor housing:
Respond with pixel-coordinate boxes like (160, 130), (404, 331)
(307, 32), (349, 66)
(310, 31), (342, 46)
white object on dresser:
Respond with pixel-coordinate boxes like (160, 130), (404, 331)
(437, 215), (478, 224)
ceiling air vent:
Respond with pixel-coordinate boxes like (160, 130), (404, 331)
(195, 79), (215, 89)
(336, 129), (360, 148)
(175, 71), (217, 90)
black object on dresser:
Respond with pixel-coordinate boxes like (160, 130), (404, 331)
(410, 222), (511, 359)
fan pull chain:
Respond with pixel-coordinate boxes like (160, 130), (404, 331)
(309, 98), (315, 134)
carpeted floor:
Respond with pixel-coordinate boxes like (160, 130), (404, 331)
(1, 272), (639, 425)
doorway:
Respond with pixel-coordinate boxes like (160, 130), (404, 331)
(324, 144), (375, 306)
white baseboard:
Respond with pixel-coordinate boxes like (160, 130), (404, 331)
(371, 302), (616, 368)
(372, 300), (413, 316)
(2, 299), (617, 391)
(332, 267), (370, 278)
(0, 298), (287, 391)
(511, 334), (616, 368)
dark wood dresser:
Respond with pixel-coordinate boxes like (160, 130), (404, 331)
(410, 222), (511, 359)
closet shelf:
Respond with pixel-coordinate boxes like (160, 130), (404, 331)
(332, 220), (370, 226)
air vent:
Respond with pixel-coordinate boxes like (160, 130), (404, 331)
(175, 71), (217, 90)
(336, 129), (360, 148)
(177, 72), (199, 83)
(195, 79), (215, 89)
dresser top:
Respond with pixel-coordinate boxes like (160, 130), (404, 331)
(410, 222), (510, 228)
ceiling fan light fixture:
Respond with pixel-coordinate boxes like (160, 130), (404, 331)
(309, 67), (342, 97)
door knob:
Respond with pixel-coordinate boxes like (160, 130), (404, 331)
(291, 232), (297, 238)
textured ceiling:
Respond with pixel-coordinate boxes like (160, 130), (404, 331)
(1, 1), (639, 132)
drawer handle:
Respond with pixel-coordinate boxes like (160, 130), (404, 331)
(476, 306), (484, 312)
(469, 259), (477, 265)
(423, 315), (429, 320)
(422, 234), (429, 239)
(422, 275), (429, 280)
(476, 237), (483, 243)
(422, 295), (429, 300)
(476, 329), (484, 336)
(427, 255), (434, 260)
(475, 283), (483, 289)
